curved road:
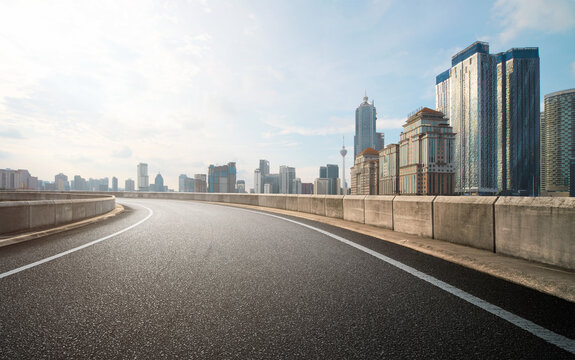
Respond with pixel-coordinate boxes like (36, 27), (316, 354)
(0, 199), (574, 359)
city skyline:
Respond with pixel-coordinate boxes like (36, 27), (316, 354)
(1, 1), (575, 190)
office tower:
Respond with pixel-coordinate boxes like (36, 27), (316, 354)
(194, 174), (207, 192)
(541, 89), (575, 194)
(154, 173), (165, 192)
(0, 169), (36, 190)
(377, 133), (385, 153)
(236, 180), (246, 193)
(340, 140), (348, 195)
(350, 148), (379, 195)
(292, 178), (302, 194)
(179, 174), (195, 192)
(314, 178), (330, 194)
(540, 112), (547, 193)
(73, 175), (86, 191)
(279, 165), (296, 194)
(354, 93), (380, 158)
(301, 183), (314, 194)
(319, 166), (327, 179)
(125, 179), (135, 192)
(137, 163), (149, 191)
(259, 160), (270, 177)
(55, 173), (69, 191)
(316, 164), (340, 195)
(263, 173), (279, 194)
(379, 144), (399, 195)
(208, 162), (236, 193)
(112, 177), (118, 192)
(254, 169), (262, 194)
(435, 41), (540, 195)
(397, 108), (455, 195)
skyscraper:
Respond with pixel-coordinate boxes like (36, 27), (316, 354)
(541, 88), (575, 194)
(208, 162), (236, 193)
(125, 179), (135, 192)
(279, 165), (296, 194)
(154, 173), (165, 192)
(354, 94), (384, 158)
(137, 163), (149, 192)
(112, 177), (118, 192)
(340, 139), (348, 195)
(435, 41), (540, 195)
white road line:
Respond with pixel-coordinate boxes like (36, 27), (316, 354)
(243, 209), (575, 355)
(0, 204), (153, 280)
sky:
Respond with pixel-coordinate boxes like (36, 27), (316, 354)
(1, 0), (574, 190)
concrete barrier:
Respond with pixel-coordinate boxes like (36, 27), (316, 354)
(258, 194), (286, 210)
(364, 195), (395, 229)
(310, 196), (327, 216)
(393, 196), (435, 237)
(495, 197), (575, 270)
(297, 195), (314, 214)
(343, 195), (366, 223)
(325, 196), (344, 219)
(0, 192), (115, 235)
(433, 196), (497, 251)
(286, 195), (299, 211)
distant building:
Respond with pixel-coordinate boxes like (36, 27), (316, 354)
(209, 162), (236, 193)
(55, 173), (69, 191)
(0, 169), (37, 190)
(379, 144), (399, 195)
(254, 160), (270, 193)
(351, 147), (379, 195)
(292, 178), (302, 194)
(125, 179), (135, 192)
(570, 159), (575, 197)
(279, 166), (296, 194)
(194, 174), (207, 193)
(137, 163), (149, 191)
(236, 180), (246, 193)
(314, 178), (330, 195)
(301, 183), (313, 194)
(541, 89), (575, 195)
(112, 177), (118, 192)
(88, 178), (108, 192)
(436, 41), (540, 195)
(72, 175), (87, 191)
(154, 173), (165, 192)
(354, 94), (384, 157)
(315, 164), (340, 195)
(263, 173), (279, 194)
(398, 108), (455, 195)
(179, 174), (195, 192)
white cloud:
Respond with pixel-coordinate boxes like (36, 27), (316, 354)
(262, 116), (353, 137)
(377, 117), (405, 130)
(492, 0), (575, 43)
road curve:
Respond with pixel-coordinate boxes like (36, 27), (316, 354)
(0, 198), (573, 359)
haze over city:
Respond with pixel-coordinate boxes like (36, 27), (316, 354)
(1, 0), (574, 189)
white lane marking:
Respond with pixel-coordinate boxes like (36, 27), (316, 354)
(242, 209), (575, 355)
(0, 204), (153, 280)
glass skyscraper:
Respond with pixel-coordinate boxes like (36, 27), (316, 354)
(435, 41), (540, 195)
(354, 94), (384, 158)
(541, 88), (575, 194)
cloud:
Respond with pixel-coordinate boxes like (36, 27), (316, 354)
(112, 146), (133, 158)
(492, 0), (575, 43)
(377, 117), (405, 130)
(0, 128), (24, 139)
(262, 116), (353, 138)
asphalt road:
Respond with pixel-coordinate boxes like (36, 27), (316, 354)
(0, 198), (574, 359)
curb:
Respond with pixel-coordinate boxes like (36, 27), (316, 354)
(0, 204), (125, 248)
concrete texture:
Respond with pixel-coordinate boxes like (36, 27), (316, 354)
(495, 197), (575, 270)
(325, 196), (344, 219)
(297, 195), (313, 214)
(343, 195), (366, 223)
(258, 194), (286, 210)
(285, 195), (299, 212)
(310, 195), (326, 216)
(364, 195), (395, 229)
(393, 196), (436, 237)
(433, 196), (497, 251)
(0, 192), (115, 235)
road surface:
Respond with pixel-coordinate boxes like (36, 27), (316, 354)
(1, 198), (574, 359)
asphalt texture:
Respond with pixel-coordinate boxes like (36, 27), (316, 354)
(0, 198), (573, 359)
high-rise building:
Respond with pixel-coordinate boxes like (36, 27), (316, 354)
(111, 177), (118, 192)
(340, 139), (348, 195)
(292, 178), (302, 194)
(354, 94), (384, 157)
(436, 41), (540, 195)
(541, 88), (575, 194)
(208, 162), (236, 193)
(179, 174), (195, 192)
(379, 144), (399, 195)
(236, 180), (246, 193)
(259, 160), (270, 177)
(301, 183), (314, 194)
(315, 164), (340, 195)
(154, 173), (165, 192)
(137, 163), (149, 191)
(397, 108), (455, 195)
(254, 160), (270, 193)
(350, 148), (379, 195)
(570, 159), (575, 197)
(125, 179), (135, 192)
(279, 166), (296, 194)
(194, 174), (207, 193)
(0, 169), (37, 190)
(263, 173), (279, 194)
(55, 173), (69, 191)
(314, 178), (330, 195)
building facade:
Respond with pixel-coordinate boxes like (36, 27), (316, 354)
(379, 144), (399, 195)
(436, 41), (540, 195)
(137, 163), (149, 192)
(279, 166), (296, 194)
(398, 108), (455, 195)
(208, 162), (236, 193)
(541, 88), (575, 194)
(354, 94), (384, 158)
(0, 169), (38, 190)
(194, 174), (207, 193)
(350, 147), (379, 195)
(125, 179), (135, 192)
